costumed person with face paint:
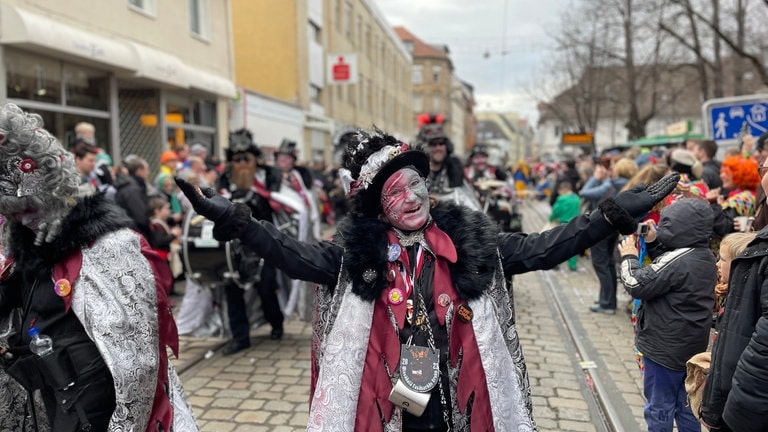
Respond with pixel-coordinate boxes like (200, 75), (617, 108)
(0, 104), (197, 432)
(175, 129), (679, 431)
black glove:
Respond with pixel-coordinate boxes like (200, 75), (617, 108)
(599, 173), (680, 235)
(175, 177), (232, 223)
(175, 177), (254, 242)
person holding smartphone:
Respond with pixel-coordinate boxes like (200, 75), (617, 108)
(619, 198), (717, 432)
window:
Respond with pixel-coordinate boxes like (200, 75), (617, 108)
(344, 2), (353, 38)
(365, 25), (371, 58)
(412, 65), (423, 84)
(335, 0), (341, 32)
(357, 15), (363, 47)
(432, 66), (441, 83)
(433, 92), (441, 112)
(348, 83), (356, 106)
(189, 0), (210, 39)
(404, 41), (414, 53)
(413, 93), (422, 112)
(308, 20), (321, 44)
(127, 0), (156, 16)
(310, 84), (322, 104)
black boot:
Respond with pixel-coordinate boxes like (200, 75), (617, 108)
(222, 339), (251, 356)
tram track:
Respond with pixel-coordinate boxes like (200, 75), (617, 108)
(521, 199), (633, 432)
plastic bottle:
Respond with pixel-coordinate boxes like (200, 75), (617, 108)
(28, 326), (54, 357)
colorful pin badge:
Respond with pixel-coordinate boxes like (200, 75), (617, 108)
(437, 293), (451, 307)
(387, 244), (402, 262)
(54, 279), (71, 297)
(388, 288), (405, 305)
(457, 304), (473, 322)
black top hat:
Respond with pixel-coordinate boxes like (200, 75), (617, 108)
(276, 139), (298, 159)
(341, 129), (429, 216)
(226, 128), (261, 162)
(470, 143), (490, 158)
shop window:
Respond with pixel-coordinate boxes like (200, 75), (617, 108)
(189, 0), (210, 40)
(6, 51), (61, 104)
(63, 64), (109, 111)
(165, 91), (216, 151)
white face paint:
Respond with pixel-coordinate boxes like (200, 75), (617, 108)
(380, 167), (430, 231)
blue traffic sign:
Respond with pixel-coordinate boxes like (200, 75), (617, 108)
(703, 95), (768, 144)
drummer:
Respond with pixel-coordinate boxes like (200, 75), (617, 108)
(216, 129), (285, 354)
(464, 143), (509, 195)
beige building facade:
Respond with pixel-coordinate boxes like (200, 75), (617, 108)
(323, 0), (412, 151)
(0, 0), (236, 173)
(229, 0), (411, 164)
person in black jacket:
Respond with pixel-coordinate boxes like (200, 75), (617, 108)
(700, 160), (768, 431)
(216, 129), (285, 354)
(113, 156), (152, 240)
(175, 128), (679, 431)
(618, 198), (717, 432)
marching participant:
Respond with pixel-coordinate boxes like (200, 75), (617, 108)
(0, 103), (196, 431)
(177, 128), (678, 431)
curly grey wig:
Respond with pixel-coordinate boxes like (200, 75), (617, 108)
(0, 103), (79, 244)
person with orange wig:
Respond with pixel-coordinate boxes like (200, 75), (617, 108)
(712, 155), (761, 236)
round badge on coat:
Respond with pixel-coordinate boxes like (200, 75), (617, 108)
(437, 293), (451, 307)
(388, 244), (402, 262)
(54, 279), (71, 297)
(388, 288), (405, 305)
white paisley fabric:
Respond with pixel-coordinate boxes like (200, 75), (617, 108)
(470, 293), (535, 431)
(72, 229), (197, 431)
(307, 282), (373, 432)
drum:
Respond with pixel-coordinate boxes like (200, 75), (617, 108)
(182, 212), (232, 286)
(433, 182), (482, 212)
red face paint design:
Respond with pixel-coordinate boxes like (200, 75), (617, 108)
(381, 168), (430, 231)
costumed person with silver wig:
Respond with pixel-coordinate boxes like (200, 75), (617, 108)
(0, 103), (197, 431)
(176, 129), (679, 431)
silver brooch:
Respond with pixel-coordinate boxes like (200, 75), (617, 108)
(362, 268), (377, 283)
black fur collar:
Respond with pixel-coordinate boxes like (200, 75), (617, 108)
(8, 194), (133, 277)
(335, 202), (498, 302)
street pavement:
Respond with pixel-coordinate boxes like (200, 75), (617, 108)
(176, 198), (647, 431)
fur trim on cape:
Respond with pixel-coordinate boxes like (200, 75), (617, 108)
(335, 201), (498, 302)
(8, 193), (133, 276)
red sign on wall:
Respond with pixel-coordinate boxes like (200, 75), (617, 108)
(327, 53), (357, 84)
(332, 56), (350, 81)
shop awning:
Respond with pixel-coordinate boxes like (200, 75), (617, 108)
(0, 4), (138, 71)
(620, 133), (705, 147)
(1, 4), (236, 99)
(188, 67), (237, 99)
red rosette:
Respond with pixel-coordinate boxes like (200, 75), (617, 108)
(18, 158), (36, 173)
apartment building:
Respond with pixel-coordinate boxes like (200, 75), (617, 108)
(229, 0), (411, 164)
(0, 0), (236, 172)
(395, 26), (474, 155)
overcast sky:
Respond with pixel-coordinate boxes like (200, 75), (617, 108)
(376, 0), (567, 123)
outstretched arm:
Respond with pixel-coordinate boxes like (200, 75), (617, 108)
(176, 178), (341, 285)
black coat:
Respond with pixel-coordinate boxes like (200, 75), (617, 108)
(224, 201), (614, 301)
(701, 228), (768, 431)
(619, 198), (716, 371)
(113, 174), (151, 239)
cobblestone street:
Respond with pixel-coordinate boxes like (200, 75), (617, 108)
(176, 199), (647, 431)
